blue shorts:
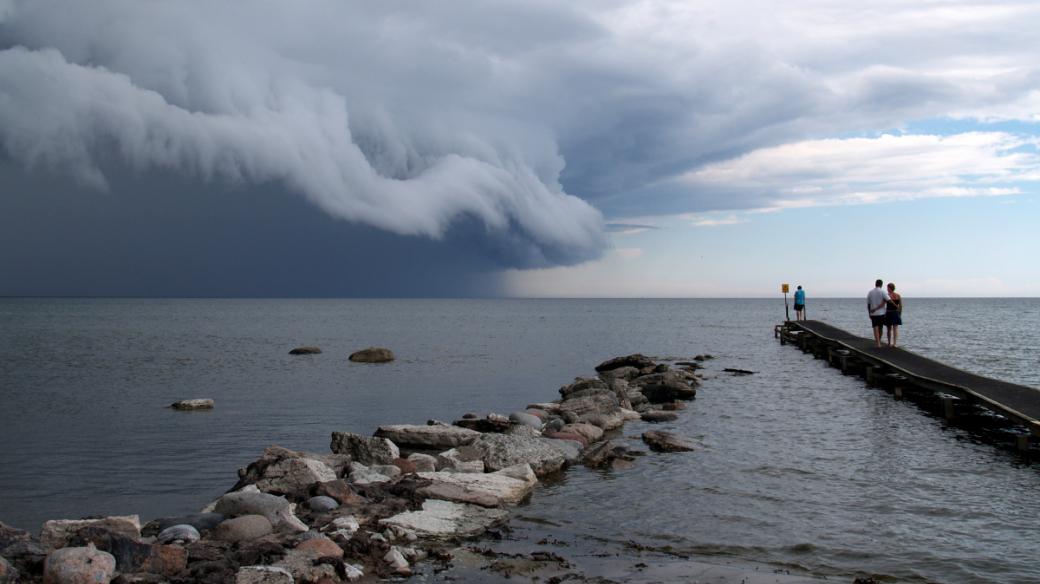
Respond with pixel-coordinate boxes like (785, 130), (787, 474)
(886, 312), (902, 326)
(794, 304), (804, 311)
(870, 315), (886, 328)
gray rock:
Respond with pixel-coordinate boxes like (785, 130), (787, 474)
(542, 438), (582, 463)
(508, 411), (542, 429)
(375, 424), (479, 449)
(142, 513), (224, 536)
(598, 365), (641, 380)
(170, 398), (214, 410)
(305, 496), (339, 512)
(504, 424), (540, 438)
(583, 440), (642, 468)
(415, 465), (537, 507)
(595, 354), (656, 372)
(469, 433), (566, 476)
(632, 371), (698, 403)
(288, 346), (322, 355)
(642, 430), (696, 452)
(406, 453), (438, 472)
(156, 524), (200, 545)
(330, 432), (400, 465)
(436, 447), (485, 473)
(641, 410), (679, 423)
(383, 547), (410, 575)
(249, 454), (337, 496)
(347, 462), (399, 485)
(559, 377), (613, 400)
(544, 417), (565, 432)
(235, 565), (294, 584)
(40, 516), (141, 550)
(43, 544), (116, 584)
(211, 515), (274, 542)
(379, 500), (509, 539)
(0, 556), (18, 584)
(212, 486), (308, 532)
(560, 423), (603, 443)
(559, 393), (621, 419)
(348, 347), (395, 363)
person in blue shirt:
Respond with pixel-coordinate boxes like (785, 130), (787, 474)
(793, 285), (806, 321)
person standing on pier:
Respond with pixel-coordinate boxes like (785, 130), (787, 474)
(885, 283), (903, 347)
(793, 285), (806, 321)
(867, 279), (889, 348)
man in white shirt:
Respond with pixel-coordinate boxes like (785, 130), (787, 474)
(866, 279), (890, 348)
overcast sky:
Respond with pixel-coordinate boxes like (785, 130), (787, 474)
(1, 0), (1038, 297)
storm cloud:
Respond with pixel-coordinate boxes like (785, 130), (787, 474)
(2, 0), (1039, 295)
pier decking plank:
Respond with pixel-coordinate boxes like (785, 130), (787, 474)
(788, 320), (1040, 429)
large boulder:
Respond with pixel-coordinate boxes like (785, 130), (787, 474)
(348, 347), (395, 363)
(595, 354), (656, 373)
(468, 434), (566, 476)
(558, 378), (613, 400)
(43, 544), (116, 584)
(415, 464), (537, 507)
(379, 500), (509, 539)
(233, 447), (339, 496)
(330, 432), (400, 465)
(642, 430), (696, 452)
(631, 371), (698, 403)
(41, 516), (141, 550)
(211, 486), (308, 533)
(375, 424), (479, 450)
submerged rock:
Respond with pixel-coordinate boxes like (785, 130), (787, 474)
(348, 347), (395, 363)
(288, 346), (321, 355)
(379, 500), (509, 539)
(641, 410), (679, 423)
(642, 430), (696, 452)
(375, 424), (479, 450)
(170, 398), (214, 410)
(632, 371), (698, 403)
(595, 354), (656, 372)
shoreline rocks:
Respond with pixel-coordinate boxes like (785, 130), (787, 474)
(8, 352), (707, 583)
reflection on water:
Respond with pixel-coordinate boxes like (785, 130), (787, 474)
(1, 298), (1039, 582)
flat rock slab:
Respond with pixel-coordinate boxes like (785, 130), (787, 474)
(379, 500), (509, 539)
(416, 467), (537, 507)
(375, 424), (479, 449)
(348, 347), (395, 363)
(41, 515), (141, 549)
(642, 430), (696, 452)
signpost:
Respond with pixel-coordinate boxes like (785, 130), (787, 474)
(781, 283), (790, 321)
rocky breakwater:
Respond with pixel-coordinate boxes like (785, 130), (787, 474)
(0, 353), (702, 583)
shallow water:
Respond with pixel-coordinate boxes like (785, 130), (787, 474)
(1, 298), (1039, 582)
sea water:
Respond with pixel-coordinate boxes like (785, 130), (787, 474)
(1, 298), (1038, 582)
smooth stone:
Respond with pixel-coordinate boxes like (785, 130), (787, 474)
(235, 565), (294, 584)
(295, 536), (343, 559)
(642, 430), (696, 452)
(305, 496), (339, 512)
(543, 431), (588, 448)
(468, 433), (566, 476)
(348, 347), (395, 363)
(509, 411), (542, 429)
(211, 487), (307, 533)
(379, 500), (509, 539)
(43, 544), (116, 584)
(329, 432), (400, 465)
(641, 410), (679, 423)
(383, 547), (410, 575)
(41, 516), (141, 550)
(170, 398), (214, 410)
(143, 513), (224, 536)
(406, 453), (438, 472)
(155, 524), (199, 545)
(211, 515), (273, 542)
(524, 408), (548, 420)
(288, 346), (321, 355)
(375, 424), (479, 449)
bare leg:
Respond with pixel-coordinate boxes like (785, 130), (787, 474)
(873, 325), (882, 347)
(892, 325), (898, 347)
(886, 325), (893, 347)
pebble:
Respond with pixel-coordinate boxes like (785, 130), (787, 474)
(156, 524), (200, 545)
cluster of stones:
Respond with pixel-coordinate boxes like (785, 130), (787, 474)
(0, 354), (700, 584)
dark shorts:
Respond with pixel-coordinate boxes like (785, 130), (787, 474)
(886, 311), (902, 326)
(794, 304), (804, 311)
(870, 315), (886, 328)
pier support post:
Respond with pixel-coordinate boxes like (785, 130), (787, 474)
(840, 356), (849, 375)
(941, 397), (956, 421)
(865, 366), (878, 386)
(1016, 434), (1031, 453)
(894, 386), (904, 400)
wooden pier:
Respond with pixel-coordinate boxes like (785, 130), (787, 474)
(776, 320), (1040, 452)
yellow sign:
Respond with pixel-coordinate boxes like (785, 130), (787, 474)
(781, 283), (790, 294)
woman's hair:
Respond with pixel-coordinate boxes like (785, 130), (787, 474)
(887, 283), (896, 291)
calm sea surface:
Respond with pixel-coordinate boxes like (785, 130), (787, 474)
(2, 298), (1039, 582)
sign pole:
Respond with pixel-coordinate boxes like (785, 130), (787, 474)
(781, 283), (790, 321)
